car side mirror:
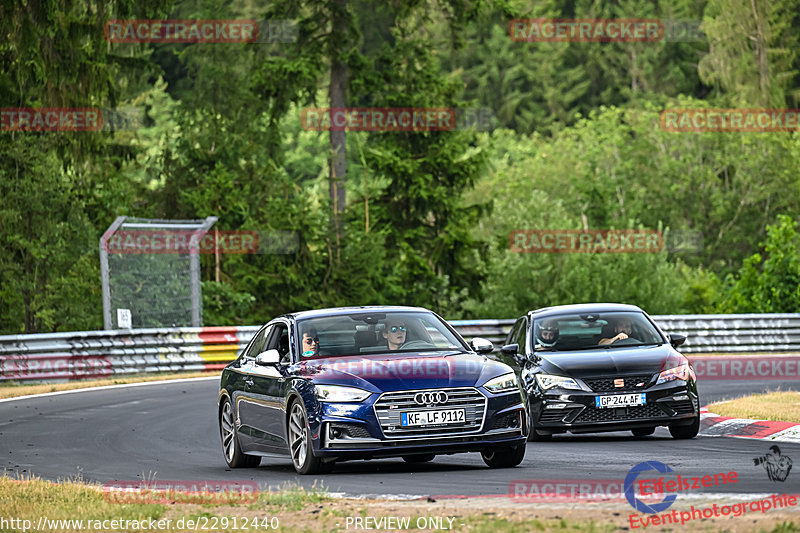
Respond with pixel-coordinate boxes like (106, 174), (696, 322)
(470, 337), (494, 354)
(255, 349), (281, 366)
(501, 344), (529, 365)
(501, 343), (519, 356)
(668, 333), (686, 348)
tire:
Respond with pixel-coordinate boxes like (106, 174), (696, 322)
(481, 443), (526, 468)
(287, 400), (331, 474)
(669, 416), (700, 439)
(527, 402), (552, 442)
(402, 454), (435, 464)
(219, 397), (261, 468)
(632, 427), (656, 437)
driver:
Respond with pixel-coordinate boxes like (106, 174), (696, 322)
(535, 320), (559, 350)
(599, 317), (633, 345)
(382, 320), (407, 350)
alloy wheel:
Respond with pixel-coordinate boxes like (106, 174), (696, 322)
(221, 401), (236, 463)
(289, 403), (308, 469)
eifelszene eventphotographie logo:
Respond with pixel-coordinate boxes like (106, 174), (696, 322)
(625, 460), (738, 515)
(625, 461), (678, 514)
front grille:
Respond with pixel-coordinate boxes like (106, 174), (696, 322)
(583, 375), (653, 392)
(574, 403), (666, 424)
(373, 387), (486, 438)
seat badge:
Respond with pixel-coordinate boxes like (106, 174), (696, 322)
(614, 379), (624, 388)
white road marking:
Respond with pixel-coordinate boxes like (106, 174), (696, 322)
(0, 376), (219, 403)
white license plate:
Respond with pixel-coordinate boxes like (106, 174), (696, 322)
(401, 409), (466, 427)
(595, 393), (646, 409)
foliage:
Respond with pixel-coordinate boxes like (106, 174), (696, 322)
(722, 215), (800, 312)
(444, 0), (709, 134)
(699, 0), (800, 106)
(2, 0), (800, 333)
(462, 129), (690, 316)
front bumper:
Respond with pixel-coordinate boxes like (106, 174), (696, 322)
(311, 388), (527, 458)
(531, 381), (698, 434)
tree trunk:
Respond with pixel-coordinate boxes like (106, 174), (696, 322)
(749, 0), (770, 105)
(329, 0), (348, 260)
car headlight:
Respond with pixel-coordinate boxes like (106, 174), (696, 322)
(656, 363), (691, 385)
(536, 374), (583, 391)
(314, 385), (371, 402)
(483, 372), (519, 393)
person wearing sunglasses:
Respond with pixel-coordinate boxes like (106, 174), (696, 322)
(301, 327), (320, 357)
(382, 321), (408, 350)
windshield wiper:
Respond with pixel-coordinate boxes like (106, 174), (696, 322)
(550, 345), (604, 351)
(621, 343), (661, 348)
(567, 342), (660, 350)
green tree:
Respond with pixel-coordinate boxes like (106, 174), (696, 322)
(444, 0), (708, 135)
(462, 129), (692, 317)
(723, 215), (800, 312)
(0, 0), (172, 333)
(699, 0), (800, 106)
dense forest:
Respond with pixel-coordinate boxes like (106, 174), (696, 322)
(2, 0), (800, 333)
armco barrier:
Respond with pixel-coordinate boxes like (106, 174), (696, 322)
(450, 314), (800, 354)
(652, 314), (800, 353)
(1, 314), (800, 381)
(0, 326), (259, 382)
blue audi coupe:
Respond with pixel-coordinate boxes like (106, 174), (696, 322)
(218, 306), (527, 474)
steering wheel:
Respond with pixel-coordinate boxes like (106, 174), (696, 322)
(613, 336), (641, 346)
(399, 340), (436, 350)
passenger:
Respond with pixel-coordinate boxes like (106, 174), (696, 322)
(534, 320), (559, 351)
(382, 320), (407, 350)
(300, 327), (320, 357)
(599, 317), (633, 345)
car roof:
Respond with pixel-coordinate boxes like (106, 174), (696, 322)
(280, 305), (433, 321)
(526, 303), (645, 319)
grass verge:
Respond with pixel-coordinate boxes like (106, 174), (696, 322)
(0, 371), (219, 399)
(2, 475), (798, 532)
(708, 391), (800, 422)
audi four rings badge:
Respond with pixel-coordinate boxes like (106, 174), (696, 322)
(414, 391), (448, 405)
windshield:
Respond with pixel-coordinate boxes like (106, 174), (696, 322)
(532, 311), (665, 352)
(295, 311), (466, 359)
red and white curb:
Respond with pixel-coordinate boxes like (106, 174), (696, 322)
(700, 407), (800, 443)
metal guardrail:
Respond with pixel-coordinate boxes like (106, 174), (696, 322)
(451, 314), (800, 354)
(0, 327), (259, 382)
(652, 314), (800, 353)
(2, 314), (800, 381)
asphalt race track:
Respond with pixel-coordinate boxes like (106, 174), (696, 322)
(1, 377), (798, 498)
